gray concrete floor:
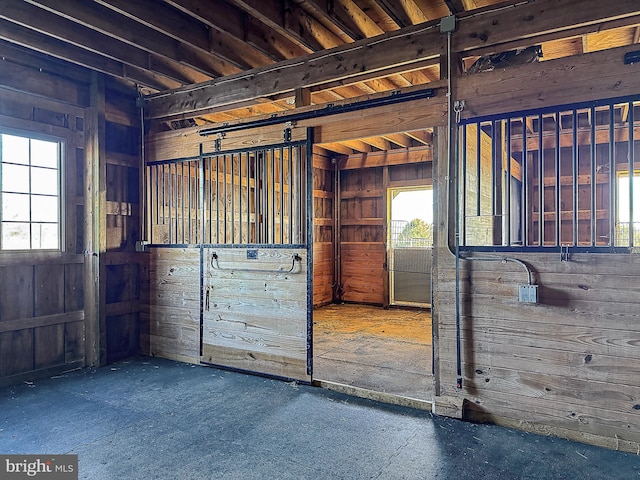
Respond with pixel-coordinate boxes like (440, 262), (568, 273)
(1, 356), (639, 480)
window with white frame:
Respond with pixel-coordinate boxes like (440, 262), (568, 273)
(0, 132), (62, 251)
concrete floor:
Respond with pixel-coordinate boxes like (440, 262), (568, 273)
(314, 304), (433, 401)
(2, 356), (638, 480)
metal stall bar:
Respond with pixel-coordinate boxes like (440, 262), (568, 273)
(246, 152), (251, 243)
(215, 155), (220, 244)
(609, 105), (615, 246)
(590, 107), (596, 246)
(181, 162), (187, 243)
(538, 114), (544, 246)
(262, 149), (268, 243)
(491, 120), (496, 217)
(223, 154), (228, 243)
(280, 147), (285, 244)
(270, 146), (276, 243)
(572, 110), (578, 246)
(239, 152), (243, 243)
(230, 153), (235, 244)
(555, 113), (561, 246)
(461, 125), (467, 246)
(522, 116), (528, 246)
(506, 118), (511, 245)
(288, 145), (293, 244)
(629, 101), (635, 247)
(168, 163), (173, 243)
(476, 122), (481, 217)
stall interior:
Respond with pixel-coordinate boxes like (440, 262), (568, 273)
(312, 131), (434, 401)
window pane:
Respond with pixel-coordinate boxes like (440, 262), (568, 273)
(2, 222), (30, 249)
(31, 139), (58, 168)
(31, 167), (58, 195)
(2, 193), (30, 221)
(1, 134), (29, 165)
(2, 163), (30, 193)
(31, 195), (58, 222)
(31, 223), (58, 249)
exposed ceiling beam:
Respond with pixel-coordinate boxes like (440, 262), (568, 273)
(373, 0), (428, 28)
(227, 0), (328, 52)
(0, 1), (199, 86)
(444, 0), (466, 15)
(360, 136), (392, 150)
(146, 18), (443, 118)
(146, 0), (640, 119)
(406, 130), (433, 145)
(94, 0), (262, 70)
(166, 0), (309, 62)
(382, 133), (411, 148)
(25, 0), (238, 77)
(333, 0), (385, 38)
(295, 0), (361, 42)
(284, 1), (345, 49)
(340, 139), (372, 153)
(371, 0), (413, 28)
(0, 19), (178, 90)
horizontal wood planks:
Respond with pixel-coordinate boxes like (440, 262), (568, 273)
(456, 43), (640, 120)
(202, 247), (309, 381)
(433, 118), (640, 451)
(143, 248), (200, 364)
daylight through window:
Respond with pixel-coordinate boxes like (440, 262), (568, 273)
(0, 132), (61, 251)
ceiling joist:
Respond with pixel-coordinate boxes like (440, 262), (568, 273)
(145, 0), (640, 120)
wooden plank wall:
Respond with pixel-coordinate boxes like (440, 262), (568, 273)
(0, 45), (143, 385)
(104, 86), (142, 363)
(141, 248), (200, 364)
(313, 148), (334, 307)
(202, 247), (309, 381)
(433, 45), (640, 452)
(0, 47), (87, 386)
(337, 156), (433, 306)
(339, 166), (386, 305)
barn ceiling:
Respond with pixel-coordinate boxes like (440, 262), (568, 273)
(0, 0), (639, 156)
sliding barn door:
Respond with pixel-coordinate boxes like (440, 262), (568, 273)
(200, 125), (312, 381)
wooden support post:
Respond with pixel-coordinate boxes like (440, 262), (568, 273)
(294, 87), (311, 108)
(382, 165), (390, 308)
(84, 71), (107, 367)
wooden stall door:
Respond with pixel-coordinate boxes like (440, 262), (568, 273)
(199, 126), (312, 382)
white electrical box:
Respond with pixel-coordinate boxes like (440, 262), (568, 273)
(518, 285), (538, 303)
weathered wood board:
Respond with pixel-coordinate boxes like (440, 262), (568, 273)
(202, 247), (309, 381)
(144, 247), (200, 364)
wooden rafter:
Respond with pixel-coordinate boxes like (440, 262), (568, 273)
(0, 1), (204, 85)
(227, 0), (330, 53)
(0, 18), (179, 91)
(166, 0), (308, 62)
(146, 0), (640, 120)
(94, 0), (262, 70)
(25, 0), (238, 77)
(296, 0), (361, 42)
(333, 0), (385, 38)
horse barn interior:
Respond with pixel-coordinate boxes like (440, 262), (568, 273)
(1, 0), (640, 463)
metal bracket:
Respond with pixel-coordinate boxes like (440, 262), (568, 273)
(214, 132), (225, 152)
(283, 121), (296, 142)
